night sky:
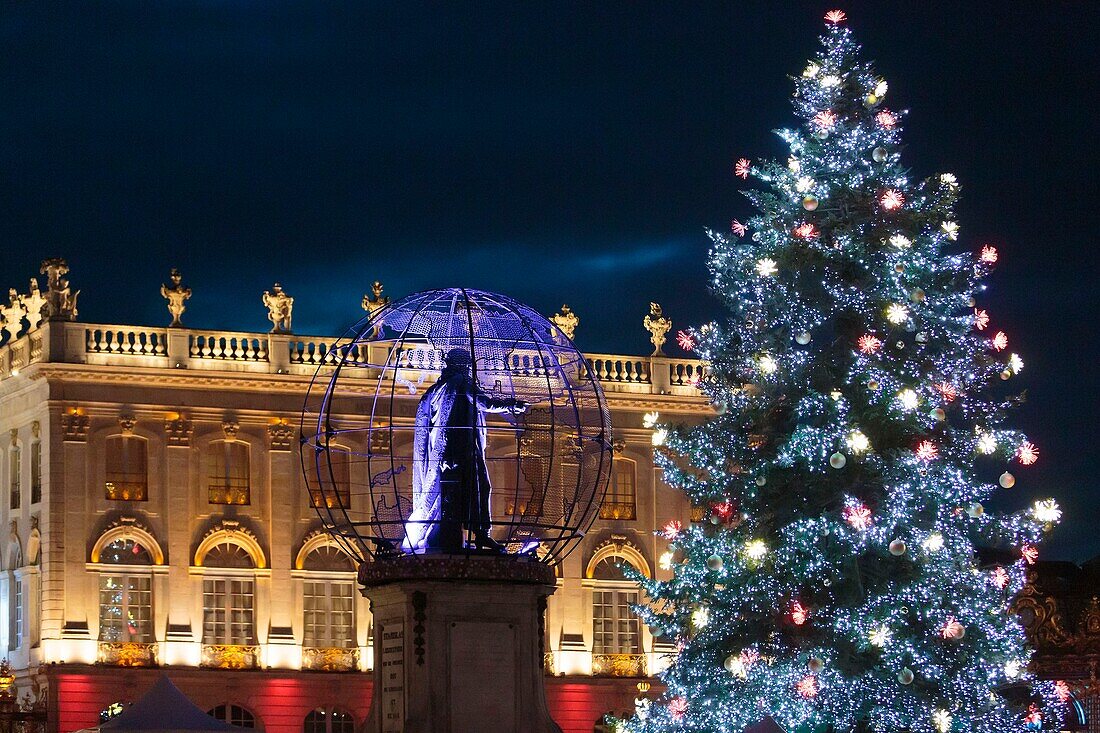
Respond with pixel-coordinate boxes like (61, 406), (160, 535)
(1, 2), (1097, 560)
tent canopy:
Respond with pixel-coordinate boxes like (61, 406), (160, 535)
(73, 676), (249, 733)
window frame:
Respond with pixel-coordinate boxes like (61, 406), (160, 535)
(202, 577), (256, 646)
(599, 457), (636, 521)
(302, 578), (356, 649)
(98, 573), (154, 643)
(29, 441), (41, 505)
(104, 434), (149, 502)
(207, 440), (251, 506)
(9, 444), (20, 510)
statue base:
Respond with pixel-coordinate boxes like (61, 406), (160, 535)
(359, 554), (562, 733)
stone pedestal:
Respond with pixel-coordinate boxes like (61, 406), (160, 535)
(359, 554), (561, 733)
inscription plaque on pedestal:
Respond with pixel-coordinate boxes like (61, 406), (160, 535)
(380, 621), (405, 733)
(449, 621), (516, 732)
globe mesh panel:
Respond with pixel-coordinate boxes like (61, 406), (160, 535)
(301, 288), (612, 565)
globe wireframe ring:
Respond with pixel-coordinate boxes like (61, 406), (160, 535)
(300, 288), (613, 565)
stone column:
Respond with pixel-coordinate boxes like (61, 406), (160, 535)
(360, 555), (562, 733)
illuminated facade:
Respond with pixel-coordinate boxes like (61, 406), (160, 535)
(0, 274), (709, 733)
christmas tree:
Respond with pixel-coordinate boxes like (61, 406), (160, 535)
(626, 11), (1062, 733)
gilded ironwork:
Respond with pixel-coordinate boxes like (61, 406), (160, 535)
(200, 644), (259, 669)
(592, 653), (647, 678)
(302, 646), (359, 672)
(598, 502), (637, 521)
(97, 641), (158, 667)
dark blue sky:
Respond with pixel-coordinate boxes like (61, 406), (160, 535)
(1, 2), (1097, 559)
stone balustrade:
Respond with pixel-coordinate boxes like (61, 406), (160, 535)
(0, 321), (706, 396)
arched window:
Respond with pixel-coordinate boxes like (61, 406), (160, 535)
(309, 446), (350, 509)
(95, 537), (155, 644)
(208, 704), (257, 728)
(303, 708), (355, 733)
(301, 546), (356, 650)
(207, 440), (250, 505)
(105, 435), (148, 501)
(589, 552), (644, 671)
(599, 457), (636, 520)
(202, 540), (256, 647)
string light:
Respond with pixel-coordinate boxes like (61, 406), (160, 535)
(620, 14), (1061, 733)
(922, 532), (945, 552)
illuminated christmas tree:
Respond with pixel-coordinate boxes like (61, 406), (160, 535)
(626, 11), (1061, 733)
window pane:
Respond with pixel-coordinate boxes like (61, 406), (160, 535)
(10, 447), (20, 510)
(99, 574), (153, 643)
(310, 448), (350, 509)
(600, 459), (636, 520)
(105, 436), (148, 501)
(30, 442), (41, 504)
(208, 441), (249, 505)
(203, 578), (253, 645)
(303, 580), (355, 648)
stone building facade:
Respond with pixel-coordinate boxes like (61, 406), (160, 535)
(0, 267), (709, 733)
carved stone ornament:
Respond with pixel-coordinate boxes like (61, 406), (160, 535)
(361, 280), (390, 317)
(164, 415), (193, 447)
(221, 420), (240, 440)
(30, 421), (40, 439)
(61, 410), (90, 443)
(267, 421), (294, 451)
(551, 304), (580, 341)
(160, 268), (192, 328)
(8, 429), (16, 447)
(40, 258), (79, 321)
(612, 438), (627, 454)
(118, 416), (137, 436)
(0, 289), (27, 341)
(643, 302), (672, 356)
(262, 282), (294, 333)
(22, 279), (47, 333)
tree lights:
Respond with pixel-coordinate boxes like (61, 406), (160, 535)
(624, 11), (1059, 733)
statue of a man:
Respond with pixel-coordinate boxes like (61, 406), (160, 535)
(160, 268), (192, 327)
(22, 280), (46, 332)
(643, 302), (672, 356)
(361, 281), (390, 336)
(402, 348), (528, 553)
(0, 290), (27, 341)
(262, 283), (293, 333)
(551, 304), (580, 341)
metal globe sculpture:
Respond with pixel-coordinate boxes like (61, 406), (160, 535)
(301, 288), (613, 565)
